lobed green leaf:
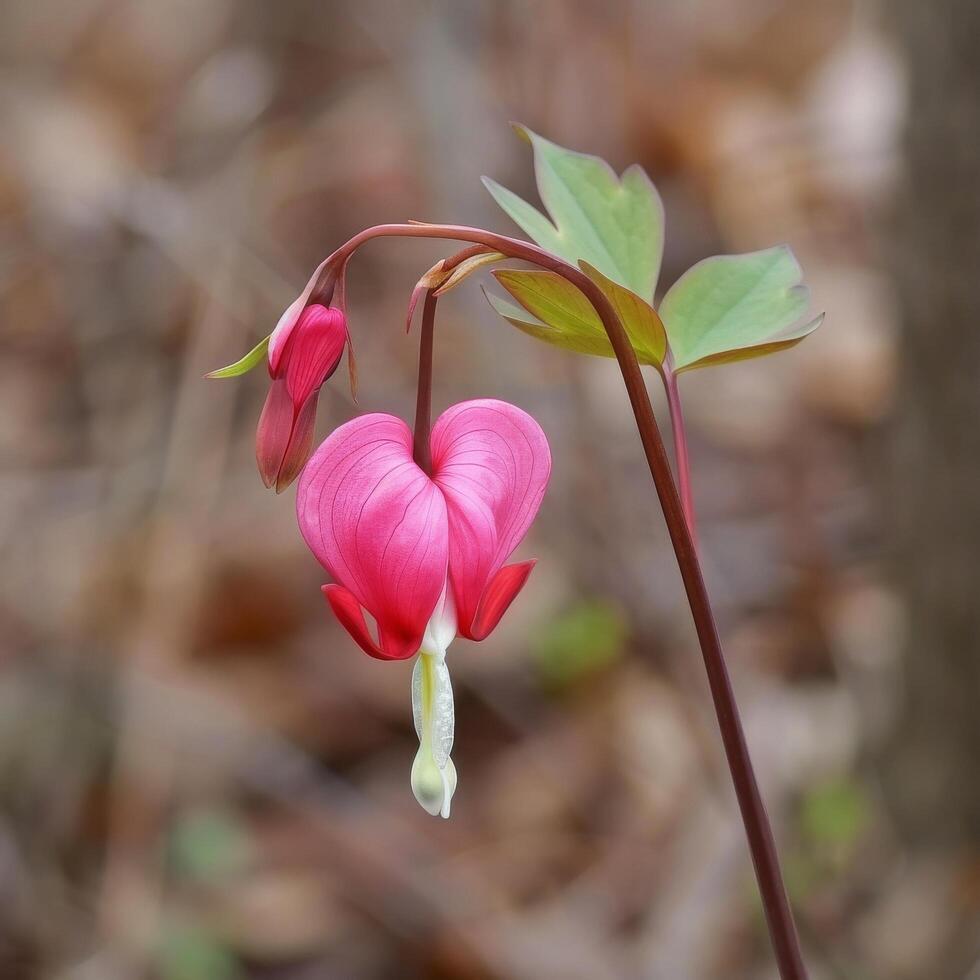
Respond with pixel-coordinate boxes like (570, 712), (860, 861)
(678, 314), (824, 372)
(483, 125), (664, 299)
(579, 261), (667, 367)
(659, 246), (819, 372)
(485, 277), (617, 359)
(490, 269), (666, 368)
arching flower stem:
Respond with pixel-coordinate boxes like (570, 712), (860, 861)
(316, 222), (807, 980)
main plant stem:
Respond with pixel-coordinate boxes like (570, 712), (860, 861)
(318, 223), (807, 980)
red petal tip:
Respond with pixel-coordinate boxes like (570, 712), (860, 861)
(465, 560), (537, 642)
(322, 585), (420, 661)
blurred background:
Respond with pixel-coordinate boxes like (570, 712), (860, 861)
(2, 1), (978, 978)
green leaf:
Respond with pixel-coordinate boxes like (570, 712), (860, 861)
(484, 287), (616, 359)
(579, 261), (668, 366)
(487, 269), (663, 365)
(659, 246), (820, 372)
(483, 125), (664, 298)
(679, 314), (824, 372)
(480, 178), (565, 257)
(490, 269), (665, 368)
(205, 334), (270, 379)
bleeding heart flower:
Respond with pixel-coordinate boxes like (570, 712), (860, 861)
(256, 302), (349, 492)
(296, 398), (551, 816)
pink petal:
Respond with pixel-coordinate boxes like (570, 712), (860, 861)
(255, 379), (319, 493)
(297, 414), (449, 660)
(280, 305), (348, 405)
(255, 377), (293, 489)
(268, 293), (306, 375)
(430, 399), (551, 640)
(467, 560), (536, 641)
(322, 584), (410, 661)
(268, 258), (336, 373)
(273, 390), (318, 493)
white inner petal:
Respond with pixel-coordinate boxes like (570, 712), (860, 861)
(428, 657), (454, 767)
(422, 580), (457, 659)
(410, 585), (459, 819)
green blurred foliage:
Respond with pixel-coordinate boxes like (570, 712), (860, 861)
(785, 775), (873, 905)
(168, 808), (253, 883)
(801, 776), (871, 854)
(158, 925), (240, 980)
(532, 599), (627, 690)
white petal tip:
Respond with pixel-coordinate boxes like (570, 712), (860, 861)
(411, 750), (456, 819)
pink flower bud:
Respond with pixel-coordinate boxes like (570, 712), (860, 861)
(256, 303), (348, 492)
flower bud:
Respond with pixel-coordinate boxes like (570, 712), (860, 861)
(256, 304), (347, 492)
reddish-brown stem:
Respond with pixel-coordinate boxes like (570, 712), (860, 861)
(413, 290), (436, 475)
(411, 248), (496, 469)
(664, 369), (699, 547)
(322, 223), (807, 980)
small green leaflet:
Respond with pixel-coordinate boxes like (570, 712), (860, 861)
(483, 286), (618, 360)
(658, 246), (821, 372)
(490, 269), (666, 368)
(578, 261), (667, 367)
(205, 334), (270, 379)
(483, 125), (664, 299)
